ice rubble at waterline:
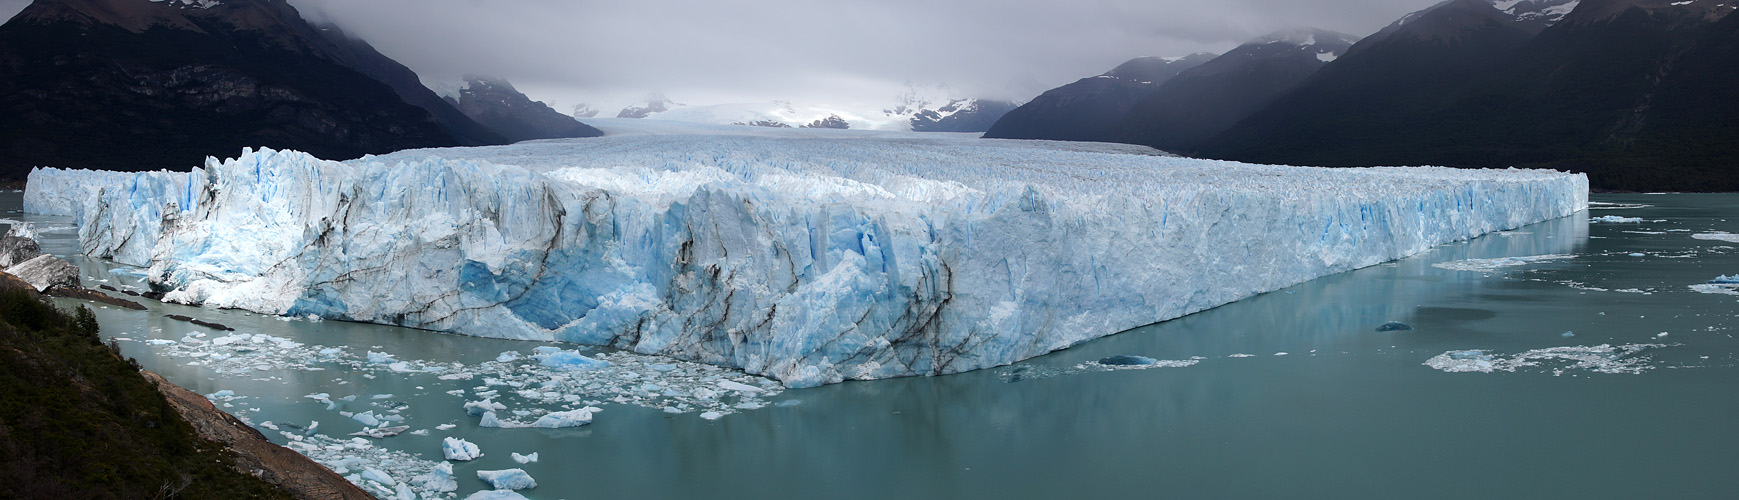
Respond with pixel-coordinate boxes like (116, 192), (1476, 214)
(26, 125), (1587, 387)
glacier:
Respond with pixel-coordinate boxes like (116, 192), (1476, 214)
(25, 119), (1587, 387)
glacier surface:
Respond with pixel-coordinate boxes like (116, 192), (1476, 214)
(25, 121), (1587, 387)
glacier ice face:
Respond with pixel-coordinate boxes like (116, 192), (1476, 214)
(26, 123), (1587, 387)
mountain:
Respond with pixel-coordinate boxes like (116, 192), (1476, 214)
(443, 75), (602, 143)
(1496, 0), (1584, 29)
(908, 98), (1020, 132)
(0, 0), (504, 178)
(1198, 0), (1739, 190)
(1196, 0), (1538, 168)
(982, 52), (1216, 141)
(617, 93), (682, 118)
(307, 24), (507, 147)
(1111, 29), (1359, 153)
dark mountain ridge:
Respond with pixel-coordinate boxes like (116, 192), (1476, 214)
(1111, 29), (1359, 152)
(445, 75), (603, 142)
(0, 0), (509, 178)
(1197, 0), (1739, 190)
(981, 52), (1215, 141)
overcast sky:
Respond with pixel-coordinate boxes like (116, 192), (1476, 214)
(0, 0), (1440, 112)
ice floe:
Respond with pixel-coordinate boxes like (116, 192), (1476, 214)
(1424, 344), (1671, 375)
(1432, 254), (1573, 273)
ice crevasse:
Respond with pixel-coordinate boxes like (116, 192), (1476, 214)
(26, 126), (1588, 387)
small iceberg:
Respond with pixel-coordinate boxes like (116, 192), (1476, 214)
(476, 468), (537, 490)
(441, 437), (482, 461)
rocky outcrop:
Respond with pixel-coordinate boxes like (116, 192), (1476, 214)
(143, 370), (374, 500)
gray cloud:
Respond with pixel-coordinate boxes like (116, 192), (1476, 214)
(3, 0), (1439, 110)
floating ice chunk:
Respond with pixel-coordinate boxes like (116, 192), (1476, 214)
(511, 452), (539, 464)
(360, 467), (396, 487)
(699, 411), (724, 420)
(463, 491), (531, 500)
(1426, 350), (1499, 373)
(530, 407), (598, 428)
(1228, 353), (1255, 358)
(412, 462), (458, 493)
(306, 420), (318, 435)
(1709, 275), (1739, 284)
(1693, 232), (1739, 243)
(496, 351), (522, 362)
(349, 426), (410, 438)
(476, 469), (537, 490)
(1375, 321), (1413, 332)
(717, 380), (765, 393)
(1562, 331), (1575, 337)
(478, 411), (523, 429)
(1433, 254), (1574, 273)
(1425, 344), (1668, 375)
(146, 339), (177, 345)
(441, 437), (483, 461)
(1628, 253), (1645, 257)
(367, 351), (396, 364)
(465, 398), (507, 416)
(1590, 216), (1642, 223)
(436, 423), (457, 430)
(207, 389), (235, 399)
(259, 421), (278, 431)
(351, 411), (381, 427)
(775, 400), (802, 407)
(537, 350), (610, 371)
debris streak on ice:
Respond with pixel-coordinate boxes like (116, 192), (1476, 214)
(1424, 344), (1671, 375)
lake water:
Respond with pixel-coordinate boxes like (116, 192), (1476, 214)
(10, 192), (1739, 499)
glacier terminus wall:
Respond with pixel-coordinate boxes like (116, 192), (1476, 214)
(26, 121), (1588, 387)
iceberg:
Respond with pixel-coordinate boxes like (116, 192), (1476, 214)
(441, 437), (482, 461)
(412, 462), (458, 493)
(530, 407), (598, 428)
(476, 468), (537, 490)
(26, 121), (1587, 388)
(463, 491), (530, 500)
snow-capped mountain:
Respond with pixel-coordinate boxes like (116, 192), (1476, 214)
(616, 93), (683, 119)
(982, 52), (1216, 141)
(1112, 28), (1360, 152)
(1493, 0), (1582, 28)
(876, 84), (1018, 133)
(607, 85), (1015, 132)
(570, 104), (600, 119)
(442, 76), (602, 142)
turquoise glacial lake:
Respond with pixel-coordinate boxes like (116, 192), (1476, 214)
(11, 192), (1739, 499)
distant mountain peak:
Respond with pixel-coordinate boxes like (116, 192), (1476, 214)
(1357, 0), (1528, 51)
(1102, 52), (1218, 82)
(1559, 0), (1736, 26)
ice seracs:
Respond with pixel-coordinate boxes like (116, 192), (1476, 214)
(28, 120), (1587, 388)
